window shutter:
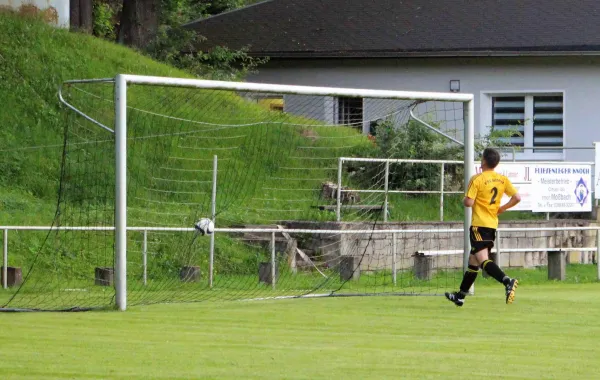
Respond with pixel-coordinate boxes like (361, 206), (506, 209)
(492, 96), (525, 146)
(533, 95), (563, 152)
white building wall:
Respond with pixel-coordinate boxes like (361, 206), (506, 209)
(283, 95), (335, 125)
(248, 56), (600, 162)
(0, 0), (69, 28)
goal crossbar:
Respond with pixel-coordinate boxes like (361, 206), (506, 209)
(119, 74), (475, 102)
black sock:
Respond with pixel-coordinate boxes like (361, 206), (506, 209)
(458, 265), (479, 297)
(482, 260), (510, 285)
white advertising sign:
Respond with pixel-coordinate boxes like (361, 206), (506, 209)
(474, 162), (532, 211)
(531, 164), (592, 212)
(595, 142), (600, 199)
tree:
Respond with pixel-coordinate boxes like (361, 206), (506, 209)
(118, 0), (160, 48)
(70, 0), (93, 33)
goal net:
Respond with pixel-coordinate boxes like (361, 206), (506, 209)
(1, 75), (474, 311)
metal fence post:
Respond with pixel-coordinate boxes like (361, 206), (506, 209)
(209, 155), (217, 288)
(596, 227), (600, 281)
(2, 229), (7, 290)
(392, 232), (397, 286)
(384, 161), (390, 222)
(271, 232), (276, 290)
(440, 163), (445, 222)
(336, 158), (343, 222)
(142, 230), (147, 286)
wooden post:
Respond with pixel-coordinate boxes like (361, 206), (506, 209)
(258, 262), (278, 285)
(339, 256), (360, 281)
(1, 267), (22, 288)
(95, 267), (114, 286)
(414, 254), (434, 280)
(548, 251), (566, 281)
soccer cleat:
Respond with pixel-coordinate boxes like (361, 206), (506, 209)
(505, 278), (518, 304)
(445, 292), (464, 307)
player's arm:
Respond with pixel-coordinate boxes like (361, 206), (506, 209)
(498, 179), (521, 214)
(463, 175), (478, 208)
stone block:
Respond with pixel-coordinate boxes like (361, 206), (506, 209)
(509, 252), (525, 268)
(497, 250), (510, 268)
(568, 251), (582, 264)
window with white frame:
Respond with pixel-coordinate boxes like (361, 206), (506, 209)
(337, 97), (363, 128)
(490, 94), (564, 156)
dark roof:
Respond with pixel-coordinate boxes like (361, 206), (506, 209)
(184, 0), (600, 58)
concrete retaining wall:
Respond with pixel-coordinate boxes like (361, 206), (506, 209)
(284, 220), (598, 271)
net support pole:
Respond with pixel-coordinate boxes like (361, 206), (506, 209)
(271, 232), (276, 290)
(596, 227), (600, 280)
(2, 229), (7, 290)
(392, 232), (397, 286)
(496, 230), (502, 268)
(336, 158), (343, 222)
(115, 74), (128, 311)
(209, 155), (217, 288)
(383, 161), (390, 222)
(464, 99), (475, 294)
(142, 230), (147, 286)
(440, 163), (445, 222)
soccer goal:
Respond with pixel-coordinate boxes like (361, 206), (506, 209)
(1, 75), (474, 311)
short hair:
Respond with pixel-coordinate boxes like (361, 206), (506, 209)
(482, 148), (501, 169)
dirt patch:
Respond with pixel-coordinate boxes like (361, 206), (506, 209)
(41, 6), (58, 24)
(1, 4), (59, 25)
(300, 128), (319, 142)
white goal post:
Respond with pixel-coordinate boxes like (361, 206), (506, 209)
(103, 74), (475, 311)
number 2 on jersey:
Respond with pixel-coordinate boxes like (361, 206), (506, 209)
(490, 187), (498, 205)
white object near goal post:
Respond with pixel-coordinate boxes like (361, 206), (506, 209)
(104, 74), (475, 311)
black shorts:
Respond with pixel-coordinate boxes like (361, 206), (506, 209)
(469, 226), (496, 254)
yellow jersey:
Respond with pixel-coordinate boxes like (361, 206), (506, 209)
(466, 171), (518, 229)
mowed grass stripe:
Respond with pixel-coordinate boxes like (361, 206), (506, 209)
(0, 283), (599, 379)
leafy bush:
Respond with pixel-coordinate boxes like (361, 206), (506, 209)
(93, 2), (118, 40)
(350, 117), (522, 193)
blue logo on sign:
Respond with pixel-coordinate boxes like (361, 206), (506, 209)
(574, 178), (589, 206)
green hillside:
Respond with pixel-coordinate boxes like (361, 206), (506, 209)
(0, 11), (388, 309)
(0, 11), (452, 229)
(0, 11), (194, 226)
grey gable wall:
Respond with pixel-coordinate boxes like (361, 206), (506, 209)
(247, 56), (600, 162)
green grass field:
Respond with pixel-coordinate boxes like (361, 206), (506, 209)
(1, 268), (599, 379)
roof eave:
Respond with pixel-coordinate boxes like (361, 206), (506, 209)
(246, 50), (600, 59)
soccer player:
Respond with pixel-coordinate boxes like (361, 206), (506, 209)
(445, 147), (521, 307)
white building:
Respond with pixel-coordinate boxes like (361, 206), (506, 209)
(186, 0), (600, 162)
(0, 0), (69, 28)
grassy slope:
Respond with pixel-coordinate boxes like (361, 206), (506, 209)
(0, 11), (191, 225)
(0, 12), (376, 225)
(0, 12), (377, 302)
(0, 11), (539, 227)
(1, 270), (599, 379)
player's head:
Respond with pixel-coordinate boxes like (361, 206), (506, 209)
(481, 147), (500, 170)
